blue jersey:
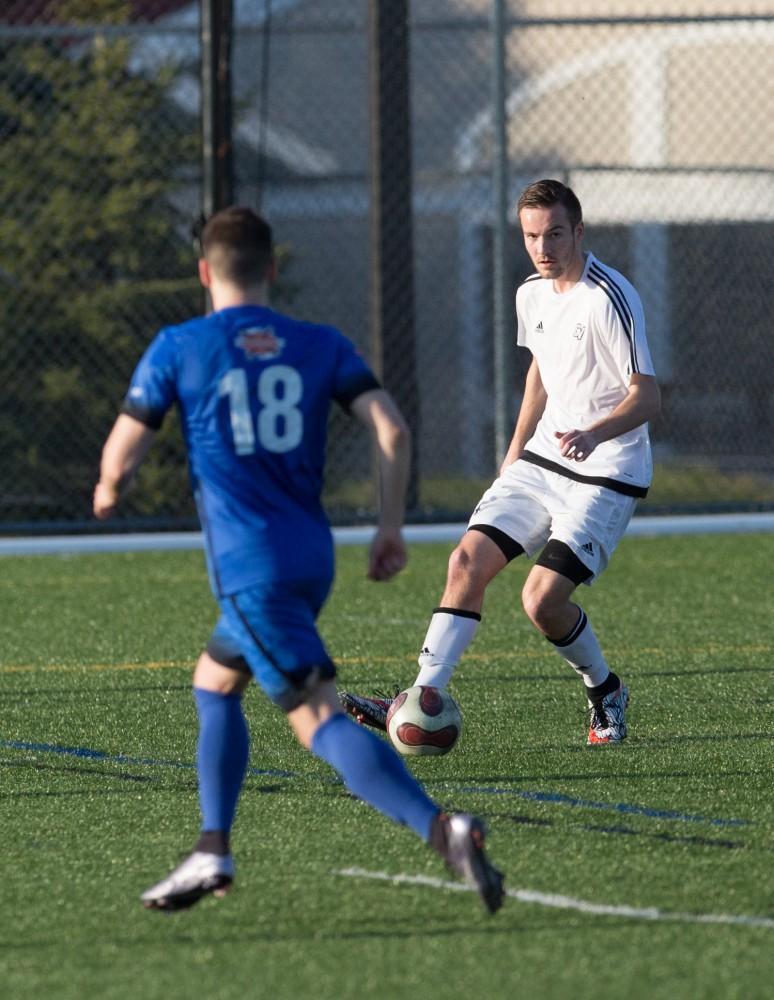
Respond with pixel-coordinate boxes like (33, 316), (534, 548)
(122, 305), (380, 596)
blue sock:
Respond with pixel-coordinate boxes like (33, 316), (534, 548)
(311, 713), (440, 841)
(194, 687), (249, 836)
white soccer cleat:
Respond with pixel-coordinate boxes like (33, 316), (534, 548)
(141, 851), (234, 912)
(587, 683), (629, 746)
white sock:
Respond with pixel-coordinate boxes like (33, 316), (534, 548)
(549, 608), (610, 688)
(414, 607), (481, 689)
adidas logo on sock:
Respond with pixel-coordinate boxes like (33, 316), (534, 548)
(581, 542), (594, 555)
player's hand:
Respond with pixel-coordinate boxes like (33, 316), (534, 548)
(554, 428), (597, 462)
(368, 527), (408, 581)
(93, 481), (119, 520)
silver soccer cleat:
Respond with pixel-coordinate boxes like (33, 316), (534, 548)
(431, 812), (505, 914)
(141, 851), (234, 912)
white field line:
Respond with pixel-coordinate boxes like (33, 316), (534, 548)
(1, 512), (773, 556)
(334, 867), (774, 930)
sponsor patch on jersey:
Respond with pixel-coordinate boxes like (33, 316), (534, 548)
(235, 326), (284, 360)
(573, 323), (586, 340)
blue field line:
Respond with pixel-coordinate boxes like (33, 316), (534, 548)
(1, 739), (297, 779)
(451, 784), (749, 827)
(3, 739), (750, 827)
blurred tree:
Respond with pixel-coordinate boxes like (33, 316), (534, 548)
(0, 0), (200, 527)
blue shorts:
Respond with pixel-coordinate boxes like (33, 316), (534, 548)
(207, 578), (336, 711)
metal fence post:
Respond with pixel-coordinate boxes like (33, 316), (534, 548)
(368, 0), (420, 509)
(491, 0), (512, 465)
(201, 0), (234, 218)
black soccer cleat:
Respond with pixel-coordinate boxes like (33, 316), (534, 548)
(430, 812), (505, 914)
(339, 690), (393, 731)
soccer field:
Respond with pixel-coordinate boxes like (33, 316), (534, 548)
(2, 534), (773, 1000)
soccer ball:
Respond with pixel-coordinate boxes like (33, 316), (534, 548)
(386, 685), (462, 757)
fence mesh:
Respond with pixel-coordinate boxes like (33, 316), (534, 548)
(1, 0), (773, 533)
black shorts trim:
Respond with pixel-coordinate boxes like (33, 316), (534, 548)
(535, 539), (593, 586)
(467, 523), (525, 562)
(226, 596), (337, 712)
(206, 637), (251, 674)
(521, 450), (648, 498)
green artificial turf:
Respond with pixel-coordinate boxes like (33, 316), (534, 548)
(1, 534), (773, 999)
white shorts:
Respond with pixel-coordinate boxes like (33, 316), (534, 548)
(468, 460), (637, 585)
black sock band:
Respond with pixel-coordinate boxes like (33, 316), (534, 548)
(550, 608), (587, 647)
(586, 671), (620, 705)
(433, 606), (482, 621)
(195, 830), (230, 856)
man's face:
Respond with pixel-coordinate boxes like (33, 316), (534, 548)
(519, 203), (584, 280)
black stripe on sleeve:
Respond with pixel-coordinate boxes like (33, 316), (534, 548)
(120, 400), (166, 430)
(335, 372), (382, 412)
(588, 263), (640, 374)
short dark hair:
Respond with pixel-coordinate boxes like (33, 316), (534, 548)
(516, 179), (583, 229)
(200, 206), (274, 285)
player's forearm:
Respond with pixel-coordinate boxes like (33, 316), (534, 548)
(97, 416), (156, 496)
(350, 389), (411, 528)
(376, 421), (411, 528)
(502, 362), (547, 467)
(587, 376), (661, 445)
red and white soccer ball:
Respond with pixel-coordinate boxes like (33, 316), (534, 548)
(386, 685), (462, 757)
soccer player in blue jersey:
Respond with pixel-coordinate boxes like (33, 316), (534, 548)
(93, 206), (504, 913)
(343, 179), (661, 747)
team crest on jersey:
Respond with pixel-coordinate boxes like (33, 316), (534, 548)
(573, 323), (586, 340)
(235, 326), (284, 360)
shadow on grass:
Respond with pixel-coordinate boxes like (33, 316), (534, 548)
(460, 665), (774, 685)
(490, 810), (747, 850)
(0, 757), (156, 786)
(447, 765), (771, 783)
(0, 915), (573, 952)
(0, 756), (289, 799)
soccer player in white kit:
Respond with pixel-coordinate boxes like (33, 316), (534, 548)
(343, 179), (661, 745)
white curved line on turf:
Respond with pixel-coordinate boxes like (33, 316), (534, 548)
(1, 512), (773, 556)
(333, 868), (774, 929)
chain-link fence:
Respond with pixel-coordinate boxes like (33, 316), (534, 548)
(1, 0), (773, 534)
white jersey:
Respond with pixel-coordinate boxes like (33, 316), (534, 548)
(515, 251), (656, 495)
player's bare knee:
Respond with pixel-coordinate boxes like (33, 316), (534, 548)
(286, 677), (340, 749)
(521, 579), (557, 631)
(194, 651), (251, 695)
(446, 544), (488, 595)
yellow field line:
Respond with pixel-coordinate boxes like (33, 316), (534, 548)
(0, 660), (190, 674)
(0, 644), (769, 676)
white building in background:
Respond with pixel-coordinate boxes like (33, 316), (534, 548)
(84, 3), (774, 475)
